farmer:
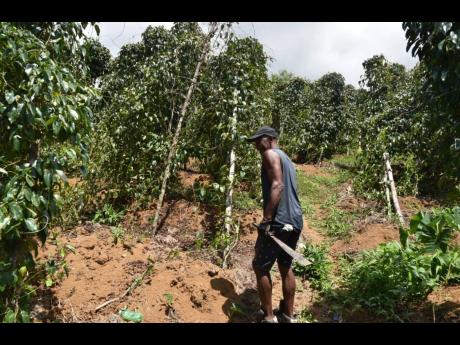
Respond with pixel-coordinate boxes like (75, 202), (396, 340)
(247, 126), (303, 323)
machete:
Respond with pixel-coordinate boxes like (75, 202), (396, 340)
(253, 223), (311, 266)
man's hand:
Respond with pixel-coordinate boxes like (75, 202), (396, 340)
(255, 221), (272, 236)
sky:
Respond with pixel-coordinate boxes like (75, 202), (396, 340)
(87, 22), (419, 87)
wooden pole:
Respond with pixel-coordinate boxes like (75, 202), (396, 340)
(383, 152), (405, 227)
(224, 106), (237, 236)
(384, 173), (392, 218)
(222, 106), (238, 269)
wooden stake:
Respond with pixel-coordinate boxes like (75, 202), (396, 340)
(384, 173), (392, 218)
(224, 106), (237, 236)
(151, 22), (219, 236)
(383, 152), (406, 227)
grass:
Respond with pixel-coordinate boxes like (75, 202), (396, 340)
(296, 159), (355, 240)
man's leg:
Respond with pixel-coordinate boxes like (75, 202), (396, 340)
(276, 230), (301, 319)
(252, 231), (279, 321)
(277, 263), (296, 317)
(253, 265), (275, 320)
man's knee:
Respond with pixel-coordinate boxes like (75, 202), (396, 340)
(253, 258), (273, 278)
(277, 262), (294, 279)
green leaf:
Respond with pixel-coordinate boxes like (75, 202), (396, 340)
(119, 309), (143, 323)
(25, 175), (34, 187)
(5, 91), (15, 105)
(0, 216), (11, 231)
(20, 310), (31, 323)
(25, 65), (33, 76)
(23, 187), (32, 201)
(3, 309), (16, 323)
(31, 193), (40, 208)
(9, 202), (23, 220)
(399, 227), (409, 248)
(45, 278), (53, 287)
(66, 148), (77, 160)
(61, 80), (69, 93)
(0, 168), (7, 175)
(25, 218), (38, 232)
(13, 135), (21, 152)
(95, 24), (100, 36)
(52, 121), (61, 136)
(69, 108), (79, 120)
(44, 170), (52, 188)
(45, 115), (58, 126)
(55, 169), (68, 183)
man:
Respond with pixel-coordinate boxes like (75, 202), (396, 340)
(247, 126), (303, 323)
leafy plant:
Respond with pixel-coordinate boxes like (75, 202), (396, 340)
(92, 203), (125, 226)
(293, 243), (332, 293)
(110, 226), (125, 245)
(228, 302), (246, 319)
(164, 293), (174, 308)
(297, 308), (317, 323)
(322, 207), (353, 239)
(194, 231), (205, 250)
(336, 207), (460, 321)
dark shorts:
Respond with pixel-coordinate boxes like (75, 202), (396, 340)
(252, 227), (301, 272)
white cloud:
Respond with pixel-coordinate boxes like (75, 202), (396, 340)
(87, 22), (174, 56)
(88, 22), (418, 87)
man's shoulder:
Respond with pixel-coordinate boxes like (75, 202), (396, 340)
(262, 148), (281, 161)
(262, 149), (281, 170)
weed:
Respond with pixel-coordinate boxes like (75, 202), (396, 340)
(297, 308), (317, 323)
(228, 302), (246, 319)
(293, 243), (333, 293)
(93, 203), (125, 226)
(111, 226), (125, 245)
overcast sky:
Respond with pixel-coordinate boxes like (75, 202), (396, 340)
(87, 22), (418, 87)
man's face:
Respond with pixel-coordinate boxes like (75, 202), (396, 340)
(253, 136), (272, 153)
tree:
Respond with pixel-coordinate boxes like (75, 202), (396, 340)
(85, 38), (111, 85)
(403, 22), (460, 190)
(0, 22), (97, 322)
(89, 23), (207, 205)
(403, 22), (460, 117)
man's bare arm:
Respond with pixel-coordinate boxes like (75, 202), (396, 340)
(262, 149), (284, 222)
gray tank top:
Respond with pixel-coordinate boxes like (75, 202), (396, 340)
(261, 148), (303, 232)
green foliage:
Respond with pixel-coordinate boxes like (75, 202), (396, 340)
(337, 207), (460, 321)
(228, 302), (246, 319)
(293, 243), (332, 293)
(270, 71), (357, 162)
(322, 206), (353, 239)
(163, 292), (174, 307)
(90, 23), (207, 205)
(233, 191), (259, 211)
(194, 231), (205, 250)
(355, 24), (460, 197)
(403, 22), (460, 116)
(84, 38), (111, 85)
(0, 22), (97, 322)
(188, 36), (271, 191)
(190, 181), (225, 205)
(353, 56), (434, 198)
(110, 226), (125, 245)
(297, 308), (317, 323)
(403, 22), (460, 191)
(92, 203), (125, 226)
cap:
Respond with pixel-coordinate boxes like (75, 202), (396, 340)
(246, 126), (278, 142)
